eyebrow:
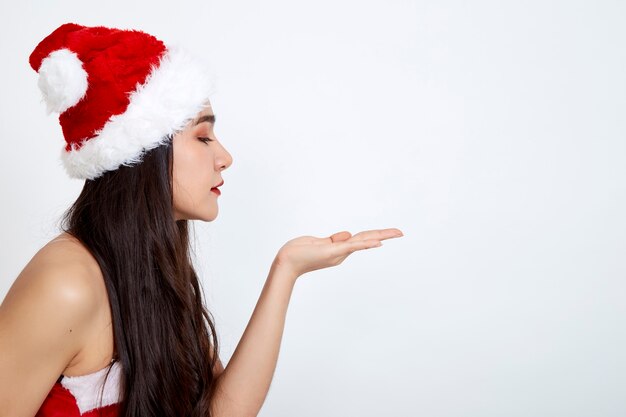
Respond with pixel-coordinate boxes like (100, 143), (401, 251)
(194, 114), (216, 126)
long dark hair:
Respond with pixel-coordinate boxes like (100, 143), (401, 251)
(57, 134), (220, 417)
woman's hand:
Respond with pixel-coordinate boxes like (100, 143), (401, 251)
(273, 228), (404, 279)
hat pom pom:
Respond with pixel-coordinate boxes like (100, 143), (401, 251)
(37, 48), (88, 115)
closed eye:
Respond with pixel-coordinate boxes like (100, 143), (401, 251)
(198, 137), (214, 144)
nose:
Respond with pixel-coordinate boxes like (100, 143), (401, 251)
(216, 142), (233, 171)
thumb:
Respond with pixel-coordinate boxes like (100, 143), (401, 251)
(329, 231), (352, 243)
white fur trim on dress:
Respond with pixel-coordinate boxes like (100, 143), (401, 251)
(60, 44), (217, 180)
(60, 360), (123, 415)
(38, 48), (89, 115)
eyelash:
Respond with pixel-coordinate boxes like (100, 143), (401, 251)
(198, 137), (214, 144)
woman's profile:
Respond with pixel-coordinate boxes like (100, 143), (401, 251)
(0, 22), (403, 417)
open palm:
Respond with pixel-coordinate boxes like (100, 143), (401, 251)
(274, 228), (404, 278)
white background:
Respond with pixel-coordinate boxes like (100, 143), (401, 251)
(1, 1), (625, 416)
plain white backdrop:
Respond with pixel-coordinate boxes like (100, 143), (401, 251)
(1, 1), (625, 416)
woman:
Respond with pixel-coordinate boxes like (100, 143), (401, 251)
(0, 23), (403, 417)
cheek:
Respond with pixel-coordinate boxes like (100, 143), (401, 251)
(173, 142), (212, 203)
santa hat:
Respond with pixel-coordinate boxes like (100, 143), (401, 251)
(29, 22), (217, 180)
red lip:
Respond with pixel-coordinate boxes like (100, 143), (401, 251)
(211, 180), (223, 195)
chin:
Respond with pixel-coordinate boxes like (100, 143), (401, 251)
(201, 214), (218, 222)
(197, 209), (218, 222)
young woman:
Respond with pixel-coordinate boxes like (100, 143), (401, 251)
(0, 23), (403, 417)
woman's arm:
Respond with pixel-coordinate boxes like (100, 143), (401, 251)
(209, 228), (402, 417)
(0, 260), (99, 417)
(209, 259), (296, 417)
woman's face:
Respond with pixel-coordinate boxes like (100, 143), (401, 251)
(172, 103), (233, 221)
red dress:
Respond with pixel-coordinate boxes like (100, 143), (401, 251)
(35, 359), (122, 417)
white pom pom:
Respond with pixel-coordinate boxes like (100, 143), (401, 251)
(37, 48), (88, 115)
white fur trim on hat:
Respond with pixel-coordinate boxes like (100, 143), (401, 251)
(60, 44), (217, 180)
(38, 48), (89, 115)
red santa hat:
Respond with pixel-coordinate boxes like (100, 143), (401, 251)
(29, 22), (216, 180)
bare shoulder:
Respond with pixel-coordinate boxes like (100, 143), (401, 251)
(2, 232), (104, 310)
(37, 231), (99, 272)
(0, 232), (104, 416)
(5, 231), (102, 300)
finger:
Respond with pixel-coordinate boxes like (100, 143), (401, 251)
(349, 228), (403, 242)
(329, 231), (352, 243)
(331, 239), (382, 256)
